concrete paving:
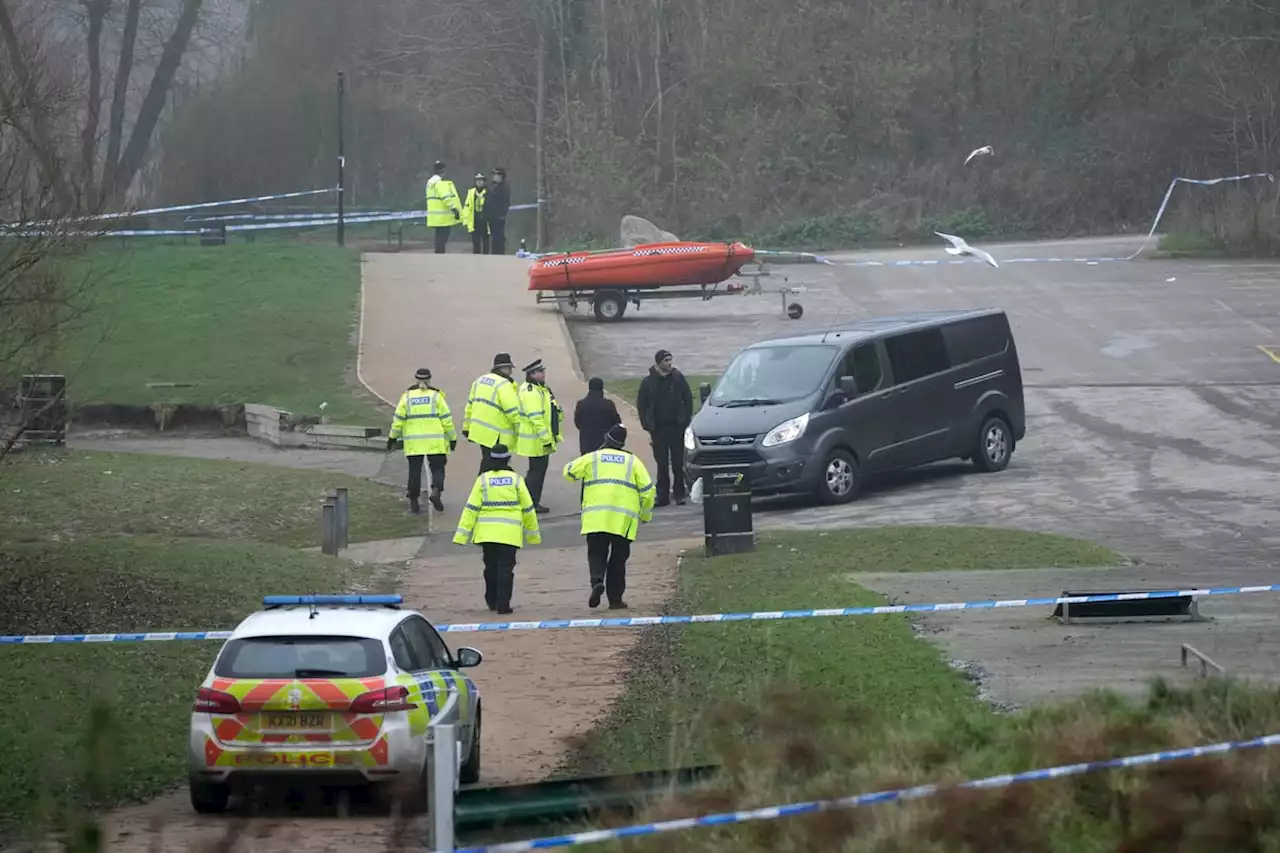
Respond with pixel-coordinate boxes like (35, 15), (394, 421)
(561, 234), (1280, 699)
(358, 253), (657, 525)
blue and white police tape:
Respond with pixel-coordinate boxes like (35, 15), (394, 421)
(839, 256), (1132, 267)
(24, 187), (339, 227)
(431, 583), (1280, 632)
(451, 731), (1280, 852)
(3, 584), (1278, 645)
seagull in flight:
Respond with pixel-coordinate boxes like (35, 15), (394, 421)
(964, 145), (993, 165)
(935, 231), (999, 268)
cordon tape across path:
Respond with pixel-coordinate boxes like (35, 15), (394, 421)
(449, 731), (1280, 852)
(3, 583), (1278, 644)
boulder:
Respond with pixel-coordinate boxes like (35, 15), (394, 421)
(620, 215), (679, 247)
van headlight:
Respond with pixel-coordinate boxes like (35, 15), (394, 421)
(683, 426), (695, 451)
(762, 413), (810, 447)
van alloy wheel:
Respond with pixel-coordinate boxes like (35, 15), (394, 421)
(815, 449), (859, 504)
(973, 416), (1012, 473)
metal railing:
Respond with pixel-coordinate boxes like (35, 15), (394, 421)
(320, 487), (350, 555)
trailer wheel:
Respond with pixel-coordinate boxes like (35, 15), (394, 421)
(787, 302), (804, 320)
(593, 292), (628, 322)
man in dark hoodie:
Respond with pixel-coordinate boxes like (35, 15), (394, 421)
(635, 349), (693, 506)
(487, 167), (512, 254)
(574, 377), (622, 455)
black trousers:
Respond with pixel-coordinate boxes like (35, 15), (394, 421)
(406, 454), (447, 500)
(526, 454), (549, 506)
(433, 225), (451, 254)
(586, 532), (631, 605)
(481, 542), (518, 611)
(471, 226), (490, 255)
(489, 218), (506, 255)
(649, 425), (687, 503)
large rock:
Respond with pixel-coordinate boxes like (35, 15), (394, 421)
(620, 215), (679, 247)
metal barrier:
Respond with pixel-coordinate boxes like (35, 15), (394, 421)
(320, 487), (350, 555)
(1181, 643), (1228, 678)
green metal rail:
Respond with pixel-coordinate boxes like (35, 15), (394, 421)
(455, 765), (721, 831)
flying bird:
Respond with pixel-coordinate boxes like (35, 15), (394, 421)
(935, 231), (999, 268)
(964, 145), (993, 165)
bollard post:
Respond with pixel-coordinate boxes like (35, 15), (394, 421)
(335, 487), (349, 550)
(321, 497), (338, 555)
(426, 724), (457, 851)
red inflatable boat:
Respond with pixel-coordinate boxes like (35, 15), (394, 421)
(527, 241), (756, 291)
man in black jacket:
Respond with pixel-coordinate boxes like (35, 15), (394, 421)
(574, 377), (622, 454)
(487, 167), (511, 254)
(636, 349), (693, 506)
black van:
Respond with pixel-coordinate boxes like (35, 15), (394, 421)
(683, 308), (1025, 503)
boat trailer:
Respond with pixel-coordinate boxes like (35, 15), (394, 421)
(533, 262), (810, 322)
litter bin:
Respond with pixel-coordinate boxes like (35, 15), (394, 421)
(702, 466), (755, 557)
(17, 374), (67, 445)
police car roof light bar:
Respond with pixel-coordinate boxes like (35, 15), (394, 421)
(263, 594), (403, 609)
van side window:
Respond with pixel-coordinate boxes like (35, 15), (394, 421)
(885, 329), (951, 384)
(845, 343), (882, 394)
(942, 315), (1010, 365)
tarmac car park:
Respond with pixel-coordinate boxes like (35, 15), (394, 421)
(188, 594), (483, 813)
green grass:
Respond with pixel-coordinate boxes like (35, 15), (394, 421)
(570, 526), (1126, 776)
(0, 537), (355, 833)
(61, 242), (385, 424)
(604, 374), (720, 417)
(0, 448), (425, 547)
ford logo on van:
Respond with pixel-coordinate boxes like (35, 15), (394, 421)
(717, 436), (734, 445)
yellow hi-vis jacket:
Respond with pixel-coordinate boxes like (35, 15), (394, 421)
(562, 448), (655, 540)
(462, 187), (486, 233)
(464, 372), (521, 449)
(389, 386), (456, 456)
(453, 470), (541, 547)
(425, 175), (462, 227)
(515, 382), (564, 458)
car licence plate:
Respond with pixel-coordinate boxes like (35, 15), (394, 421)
(261, 712), (329, 730)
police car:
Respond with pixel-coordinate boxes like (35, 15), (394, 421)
(187, 594), (483, 813)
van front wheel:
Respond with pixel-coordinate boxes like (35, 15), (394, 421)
(972, 416), (1012, 472)
(814, 449), (859, 504)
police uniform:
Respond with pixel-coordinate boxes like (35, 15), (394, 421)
(425, 160), (462, 254)
(562, 424), (655, 609)
(388, 368), (457, 514)
(515, 358), (564, 514)
(453, 444), (542, 614)
(463, 352), (521, 474)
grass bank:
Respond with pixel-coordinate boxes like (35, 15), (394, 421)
(0, 537), (356, 834)
(62, 242), (384, 424)
(570, 526), (1126, 776)
(0, 447), (424, 547)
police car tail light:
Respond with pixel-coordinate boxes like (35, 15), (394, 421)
(194, 686), (242, 714)
(350, 685), (416, 714)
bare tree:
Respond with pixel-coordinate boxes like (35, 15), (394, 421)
(0, 0), (107, 462)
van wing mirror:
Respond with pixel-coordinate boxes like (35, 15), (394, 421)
(698, 382), (711, 403)
(839, 376), (857, 397)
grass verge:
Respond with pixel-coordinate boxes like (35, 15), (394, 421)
(62, 242), (385, 424)
(0, 448), (424, 546)
(570, 526), (1126, 777)
(0, 536), (354, 834)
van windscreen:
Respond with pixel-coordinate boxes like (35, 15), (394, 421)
(710, 344), (839, 407)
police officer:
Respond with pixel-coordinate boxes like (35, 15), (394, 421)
(425, 160), (463, 254)
(387, 367), (457, 514)
(453, 443), (541, 614)
(515, 358), (564, 514)
(464, 353), (521, 474)
(462, 172), (489, 254)
(562, 424), (655, 609)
